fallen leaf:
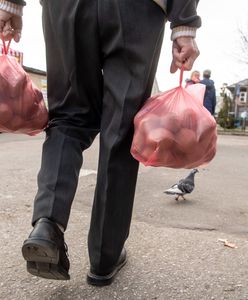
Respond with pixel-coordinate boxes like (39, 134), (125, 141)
(224, 241), (238, 249)
(217, 239), (238, 249)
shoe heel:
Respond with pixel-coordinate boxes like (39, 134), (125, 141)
(27, 261), (70, 280)
(22, 239), (59, 264)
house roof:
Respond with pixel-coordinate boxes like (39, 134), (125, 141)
(227, 79), (248, 92)
(23, 66), (46, 76)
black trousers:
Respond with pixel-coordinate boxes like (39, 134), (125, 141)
(33, 0), (165, 273)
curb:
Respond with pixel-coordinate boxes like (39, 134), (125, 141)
(217, 130), (248, 136)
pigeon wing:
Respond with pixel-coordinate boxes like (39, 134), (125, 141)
(178, 180), (194, 194)
(164, 184), (184, 195)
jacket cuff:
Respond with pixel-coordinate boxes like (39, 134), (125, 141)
(0, 0), (24, 16)
(171, 26), (197, 41)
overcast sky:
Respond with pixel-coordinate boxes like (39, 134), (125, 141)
(12, 0), (248, 94)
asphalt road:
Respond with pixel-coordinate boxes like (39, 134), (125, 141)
(1, 133), (248, 300)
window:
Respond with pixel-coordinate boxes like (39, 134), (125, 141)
(239, 92), (247, 103)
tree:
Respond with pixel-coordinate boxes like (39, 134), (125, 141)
(218, 85), (234, 128)
(236, 26), (248, 65)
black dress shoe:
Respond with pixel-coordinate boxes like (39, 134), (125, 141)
(22, 218), (70, 280)
(87, 248), (127, 286)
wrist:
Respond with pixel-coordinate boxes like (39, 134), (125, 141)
(0, 0), (24, 16)
(171, 26), (197, 41)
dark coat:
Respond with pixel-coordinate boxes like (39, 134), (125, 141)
(6, 0), (202, 29)
(5, 0), (26, 5)
(200, 78), (216, 115)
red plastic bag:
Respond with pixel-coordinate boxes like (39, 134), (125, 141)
(131, 68), (217, 168)
(0, 40), (48, 135)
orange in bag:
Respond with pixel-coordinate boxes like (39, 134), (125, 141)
(131, 67), (217, 168)
(0, 39), (48, 135)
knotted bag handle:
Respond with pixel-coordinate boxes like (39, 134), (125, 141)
(1, 38), (11, 55)
(179, 64), (185, 87)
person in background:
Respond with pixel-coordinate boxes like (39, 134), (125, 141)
(200, 69), (216, 115)
(0, 0), (201, 286)
(185, 70), (201, 87)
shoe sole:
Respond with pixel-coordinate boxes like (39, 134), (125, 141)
(87, 256), (127, 286)
(22, 239), (70, 280)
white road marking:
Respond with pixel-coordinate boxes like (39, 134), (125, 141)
(79, 169), (97, 177)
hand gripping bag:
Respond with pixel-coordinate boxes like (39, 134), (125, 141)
(0, 39), (48, 135)
(131, 67), (217, 168)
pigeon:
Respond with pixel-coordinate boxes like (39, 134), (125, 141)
(164, 169), (199, 201)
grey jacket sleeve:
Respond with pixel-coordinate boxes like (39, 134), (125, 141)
(167, 0), (201, 29)
(5, 0), (26, 6)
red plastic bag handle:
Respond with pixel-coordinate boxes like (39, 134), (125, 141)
(179, 65), (185, 87)
(1, 38), (11, 55)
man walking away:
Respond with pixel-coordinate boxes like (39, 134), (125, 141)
(0, 0), (201, 286)
(201, 69), (216, 115)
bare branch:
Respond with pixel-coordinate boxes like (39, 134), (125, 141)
(236, 26), (248, 64)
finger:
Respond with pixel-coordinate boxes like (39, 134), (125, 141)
(2, 18), (22, 42)
(170, 61), (178, 73)
(13, 30), (21, 42)
(170, 58), (183, 73)
(2, 28), (13, 41)
(183, 51), (199, 71)
(183, 57), (193, 71)
(11, 16), (22, 33)
(3, 23), (12, 33)
(178, 46), (199, 64)
(11, 17), (22, 42)
(180, 44), (197, 61)
(2, 31), (13, 41)
(171, 45), (182, 73)
(173, 47), (192, 69)
(0, 20), (5, 32)
(172, 46), (181, 62)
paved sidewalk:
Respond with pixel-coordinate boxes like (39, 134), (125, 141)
(1, 134), (248, 300)
(1, 209), (248, 300)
